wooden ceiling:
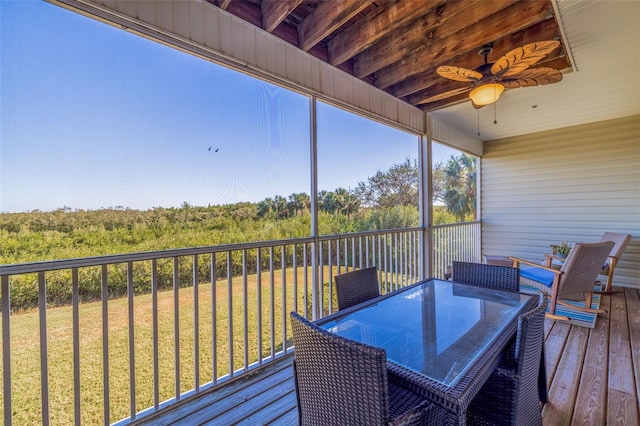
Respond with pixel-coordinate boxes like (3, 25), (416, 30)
(207, 0), (571, 112)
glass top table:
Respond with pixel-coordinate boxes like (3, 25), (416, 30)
(317, 278), (537, 425)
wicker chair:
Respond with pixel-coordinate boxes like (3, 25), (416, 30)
(511, 241), (614, 321)
(290, 312), (445, 426)
(598, 232), (631, 293)
(467, 293), (549, 426)
(335, 266), (380, 310)
(452, 261), (520, 293)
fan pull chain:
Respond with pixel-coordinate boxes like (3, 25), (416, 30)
(477, 109), (480, 136)
(493, 85), (498, 124)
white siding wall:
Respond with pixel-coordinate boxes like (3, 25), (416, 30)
(482, 115), (640, 288)
(428, 115), (483, 156)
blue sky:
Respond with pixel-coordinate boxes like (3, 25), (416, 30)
(1, 0), (458, 213)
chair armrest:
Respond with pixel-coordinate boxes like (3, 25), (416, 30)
(509, 257), (561, 275)
(387, 363), (424, 395)
(544, 253), (566, 263)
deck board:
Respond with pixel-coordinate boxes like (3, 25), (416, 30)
(572, 293), (609, 425)
(624, 288), (640, 409)
(132, 288), (639, 426)
(607, 288), (639, 425)
(543, 323), (590, 425)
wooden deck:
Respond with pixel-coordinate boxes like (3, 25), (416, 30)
(132, 287), (640, 426)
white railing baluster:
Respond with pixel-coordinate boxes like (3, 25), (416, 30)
(226, 252), (233, 377)
(303, 244), (308, 318)
(210, 254), (217, 384)
(350, 237), (355, 270)
(343, 238), (348, 271)
(393, 233), (397, 290)
(269, 247), (275, 360)
(293, 244), (298, 314)
(172, 258), (180, 400)
(377, 234), (382, 290)
(193, 255), (200, 391)
(38, 271), (50, 426)
(281, 245), (287, 354)
(100, 266), (109, 425)
(317, 241), (323, 319)
(242, 250), (248, 371)
(151, 260), (160, 409)
(126, 263), (136, 420)
(72, 269), (81, 424)
(256, 249), (262, 367)
(327, 241), (333, 313)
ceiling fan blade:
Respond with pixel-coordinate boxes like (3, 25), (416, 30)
(500, 67), (563, 88)
(437, 66), (483, 82)
(491, 40), (560, 79)
(418, 86), (473, 104)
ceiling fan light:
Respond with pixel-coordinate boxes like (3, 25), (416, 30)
(469, 83), (505, 106)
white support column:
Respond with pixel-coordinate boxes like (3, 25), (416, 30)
(420, 114), (433, 280)
(309, 96), (320, 320)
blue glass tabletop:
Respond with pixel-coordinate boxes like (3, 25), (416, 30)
(319, 279), (531, 386)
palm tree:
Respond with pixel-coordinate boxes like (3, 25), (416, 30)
(257, 197), (275, 218)
(334, 187), (360, 217)
(320, 191), (339, 214)
(273, 195), (288, 219)
(287, 192), (310, 216)
(443, 153), (477, 222)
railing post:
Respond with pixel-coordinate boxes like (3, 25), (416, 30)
(2, 275), (12, 426)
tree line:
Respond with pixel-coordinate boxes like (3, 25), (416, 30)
(252, 154), (476, 222)
(1, 154), (476, 310)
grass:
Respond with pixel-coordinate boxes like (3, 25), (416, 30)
(1, 266), (338, 425)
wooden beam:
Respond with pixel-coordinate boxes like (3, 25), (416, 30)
(393, 17), (561, 98)
(418, 91), (470, 112)
(223, 0), (329, 59)
(218, 0), (232, 10)
(224, 0), (261, 27)
(374, 0), (552, 89)
(262, 0), (302, 33)
(352, 0), (510, 78)
(327, 0), (444, 66)
(298, 0), (375, 52)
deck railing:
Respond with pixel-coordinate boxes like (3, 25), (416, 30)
(1, 223), (479, 425)
(432, 221), (482, 279)
(1, 227), (414, 425)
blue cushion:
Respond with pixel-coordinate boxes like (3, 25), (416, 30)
(520, 266), (555, 288)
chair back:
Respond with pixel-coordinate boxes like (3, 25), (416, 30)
(513, 293), (548, 424)
(290, 312), (390, 425)
(452, 261), (519, 292)
(558, 241), (614, 298)
(600, 232), (631, 259)
(335, 267), (380, 310)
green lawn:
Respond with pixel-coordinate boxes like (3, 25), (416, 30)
(1, 266), (337, 425)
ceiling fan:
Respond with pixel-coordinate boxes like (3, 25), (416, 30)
(426, 40), (563, 108)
